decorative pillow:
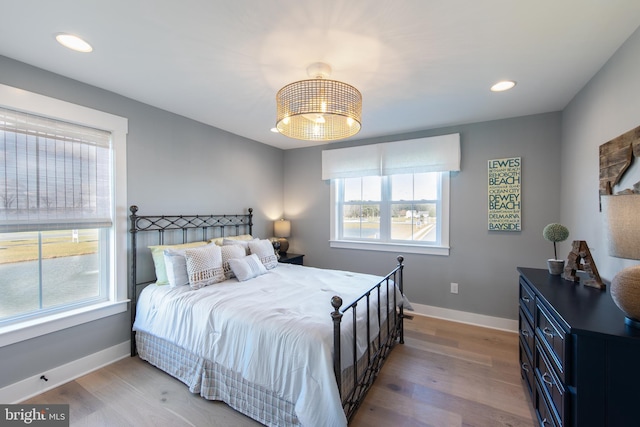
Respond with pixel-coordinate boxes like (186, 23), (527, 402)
(210, 235), (253, 246)
(221, 244), (246, 279)
(184, 244), (225, 290)
(148, 241), (207, 285)
(225, 234), (254, 241)
(163, 248), (192, 287)
(248, 239), (278, 270)
(209, 237), (225, 246)
(228, 254), (268, 282)
(222, 237), (258, 254)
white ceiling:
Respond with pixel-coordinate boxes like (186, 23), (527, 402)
(2, 1), (640, 150)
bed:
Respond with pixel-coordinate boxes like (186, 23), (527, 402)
(129, 205), (405, 426)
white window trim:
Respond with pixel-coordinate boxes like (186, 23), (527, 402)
(0, 84), (128, 347)
(329, 172), (450, 256)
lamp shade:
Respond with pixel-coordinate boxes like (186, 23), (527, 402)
(274, 219), (291, 238)
(602, 194), (640, 328)
(276, 63), (362, 141)
(601, 194), (640, 260)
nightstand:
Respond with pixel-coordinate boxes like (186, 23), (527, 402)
(278, 253), (304, 265)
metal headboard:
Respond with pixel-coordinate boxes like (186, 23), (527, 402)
(128, 205), (253, 356)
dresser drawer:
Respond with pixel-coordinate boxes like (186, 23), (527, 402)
(536, 302), (567, 381)
(519, 308), (534, 360)
(519, 278), (535, 323)
(535, 342), (565, 426)
(535, 381), (559, 427)
(519, 340), (534, 398)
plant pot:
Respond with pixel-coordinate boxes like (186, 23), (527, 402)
(547, 259), (565, 276)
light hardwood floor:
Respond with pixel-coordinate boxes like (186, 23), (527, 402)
(24, 315), (536, 426)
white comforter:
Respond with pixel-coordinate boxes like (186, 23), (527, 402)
(133, 263), (401, 427)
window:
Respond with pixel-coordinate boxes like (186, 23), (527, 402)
(323, 134), (459, 256)
(331, 172), (450, 255)
(0, 84), (128, 346)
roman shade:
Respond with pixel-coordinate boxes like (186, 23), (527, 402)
(321, 133), (460, 180)
(0, 106), (112, 233)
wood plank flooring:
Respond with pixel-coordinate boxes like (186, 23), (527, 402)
(24, 315), (536, 426)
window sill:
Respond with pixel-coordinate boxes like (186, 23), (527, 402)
(0, 300), (129, 348)
(329, 240), (450, 256)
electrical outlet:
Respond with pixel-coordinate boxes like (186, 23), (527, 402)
(450, 282), (459, 294)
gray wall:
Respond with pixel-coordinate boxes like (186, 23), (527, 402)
(2, 22), (639, 390)
(561, 26), (640, 281)
(284, 112), (562, 320)
(0, 55), (284, 388)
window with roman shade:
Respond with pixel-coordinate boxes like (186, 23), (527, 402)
(0, 106), (112, 233)
(0, 84), (128, 346)
(323, 133), (460, 256)
(322, 133), (460, 179)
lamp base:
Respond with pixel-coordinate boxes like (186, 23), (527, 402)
(625, 316), (640, 329)
(277, 238), (289, 255)
(611, 265), (640, 328)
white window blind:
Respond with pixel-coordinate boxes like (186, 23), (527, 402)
(0, 106), (112, 232)
(322, 133), (460, 180)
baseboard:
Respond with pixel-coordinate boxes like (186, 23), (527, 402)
(407, 302), (518, 333)
(0, 341), (130, 404)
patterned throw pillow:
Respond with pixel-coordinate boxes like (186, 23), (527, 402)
(184, 244), (225, 290)
(248, 239), (278, 270)
(228, 254), (268, 282)
(221, 244), (246, 279)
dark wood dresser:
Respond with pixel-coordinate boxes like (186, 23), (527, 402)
(517, 267), (640, 427)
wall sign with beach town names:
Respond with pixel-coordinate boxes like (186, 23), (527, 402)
(488, 157), (521, 231)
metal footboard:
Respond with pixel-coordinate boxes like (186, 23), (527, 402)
(331, 255), (405, 421)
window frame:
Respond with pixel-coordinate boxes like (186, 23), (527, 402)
(0, 84), (128, 347)
(329, 171), (450, 256)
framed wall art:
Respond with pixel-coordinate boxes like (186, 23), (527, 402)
(488, 157), (521, 231)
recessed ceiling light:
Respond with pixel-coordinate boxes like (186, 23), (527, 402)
(491, 80), (516, 92)
(55, 33), (93, 53)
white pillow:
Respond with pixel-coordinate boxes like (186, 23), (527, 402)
(148, 241), (207, 285)
(222, 237), (259, 255)
(163, 248), (191, 287)
(228, 254), (268, 282)
(211, 234), (254, 246)
(248, 239), (278, 270)
(221, 244), (246, 279)
(184, 244), (225, 290)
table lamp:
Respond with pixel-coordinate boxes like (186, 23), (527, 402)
(274, 219), (291, 255)
(601, 194), (640, 328)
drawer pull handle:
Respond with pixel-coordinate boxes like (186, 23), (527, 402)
(522, 295), (530, 303)
(521, 329), (530, 337)
(521, 363), (530, 373)
(543, 327), (555, 338)
(542, 372), (555, 387)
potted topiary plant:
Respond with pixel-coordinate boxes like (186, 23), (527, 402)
(543, 223), (569, 275)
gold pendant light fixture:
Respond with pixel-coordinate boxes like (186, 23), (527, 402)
(276, 62), (362, 141)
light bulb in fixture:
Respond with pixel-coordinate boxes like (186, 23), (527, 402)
(55, 33), (93, 52)
(490, 80), (516, 92)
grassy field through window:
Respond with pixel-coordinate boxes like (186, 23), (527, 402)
(0, 230), (98, 264)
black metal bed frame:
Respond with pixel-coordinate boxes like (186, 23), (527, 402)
(129, 205), (404, 423)
(332, 255), (405, 420)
